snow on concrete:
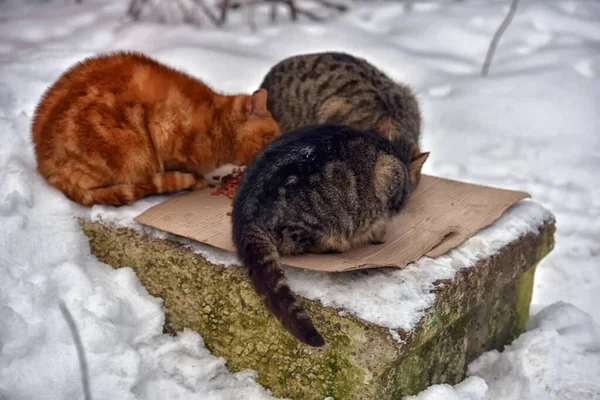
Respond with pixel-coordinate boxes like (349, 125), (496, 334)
(287, 200), (552, 330)
(98, 197), (553, 331)
(0, 0), (598, 399)
(90, 176), (553, 332)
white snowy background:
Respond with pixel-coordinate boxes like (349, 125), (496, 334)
(0, 0), (599, 399)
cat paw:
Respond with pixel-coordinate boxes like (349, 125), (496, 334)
(190, 179), (208, 191)
(368, 222), (388, 245)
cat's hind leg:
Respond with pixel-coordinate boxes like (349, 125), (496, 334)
(368, 220), (388, 245)
(88, 172), (196, 206)
(190, 176), (208, 191)
(309, 234), (351, 254)
(150, 172), (197, 194)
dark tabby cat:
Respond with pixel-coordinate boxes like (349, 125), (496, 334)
(232, 124), (415, 346)
(259, 51), (428, 189)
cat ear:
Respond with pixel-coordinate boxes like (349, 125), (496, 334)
(247, 88), (268, 116)
(409, 151), (430, 189)
(410, 151), (430, 172)
(378, 117), (393, 141)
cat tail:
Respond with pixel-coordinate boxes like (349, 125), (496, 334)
(46, 172), (196, 206)
(239, 226), (325, 347)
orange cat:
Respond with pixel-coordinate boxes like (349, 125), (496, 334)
(32, 51), (280, 206)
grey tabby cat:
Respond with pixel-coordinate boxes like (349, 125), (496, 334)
(260, 51), (429, 189)
(232, 124), (415, 347)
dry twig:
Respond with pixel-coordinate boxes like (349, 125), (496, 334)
(191, 0), (221, 25)
(219, 0), (231, 25)
(59, 300), (92, 400)
(126, 0), (342, 27)
(482, 0), (520, 77)
(127, 0), (145, 20)
(314, 0), (347, 12)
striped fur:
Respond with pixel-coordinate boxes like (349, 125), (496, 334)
(260, 52), (428, 190)
(32, 51), (280, 207)
(47, 171), (197, 206)
(238, 225), (324, 346)
(232, 125), (413, 347)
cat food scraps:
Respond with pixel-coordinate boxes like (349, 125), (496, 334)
(209, 168), (244, 215)
(210, 168), (244, 200)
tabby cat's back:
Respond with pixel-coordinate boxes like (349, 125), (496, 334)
(260, 52), (420, 142)
(232, 124), (414, 346)
(260, 52), (428, 189)
(32, 51), (280, 206)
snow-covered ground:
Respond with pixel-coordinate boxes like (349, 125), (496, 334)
(0, 0), (599, 399)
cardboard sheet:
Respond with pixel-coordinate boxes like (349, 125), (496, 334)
(134, 175), (530, 272)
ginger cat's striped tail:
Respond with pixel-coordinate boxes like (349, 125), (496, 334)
(46, 171), (196, 206)
(239, 226), (325, 347)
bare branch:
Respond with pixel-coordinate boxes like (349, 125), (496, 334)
(177, 0), (199, 25)
(127, 0), (338, 28)
(127, 0), (145, 20)
(313, 0), (347, 12)
(59, 300), (92, 400)
(191, 0), (221, 25)
(285, 0), (298, 21)
(482, 0), (520, 77)
(246, 0), (258, 31)
(219, 0), (231, 25)
(269, 0), (278, 22)
(295, 7), (324, 21)
(282, 0), (324, 21)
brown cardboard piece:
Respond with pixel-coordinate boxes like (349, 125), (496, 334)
(134, 175), (530, 272)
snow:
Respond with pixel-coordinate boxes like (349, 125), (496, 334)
(406, 302), (600, 400)
(0, 119), (274, 399)
(0, 0), (599, 399)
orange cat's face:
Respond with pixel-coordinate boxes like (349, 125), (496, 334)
(232, 89), (281, 165)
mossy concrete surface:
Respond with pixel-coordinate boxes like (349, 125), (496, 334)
(80, 219), (555, 399)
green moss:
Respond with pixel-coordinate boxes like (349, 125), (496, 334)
(513, 265), (536, 337)
(80, 219), (399, 400)
(512, 227), (555, 337)
(379, 283), (503, 397)
(377, 225), (557, 398)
